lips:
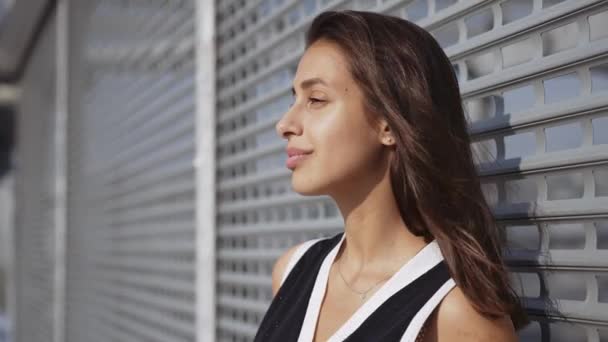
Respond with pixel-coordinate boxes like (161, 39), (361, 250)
(286, 151), (312, 169)
(286, 147), (314, 157)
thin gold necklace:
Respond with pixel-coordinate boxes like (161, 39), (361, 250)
(336, 253), (393, 300)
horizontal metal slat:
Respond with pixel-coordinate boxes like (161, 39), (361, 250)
(216, 202), (608, 227)
(113, 73), (180, 116)
(102, 164), (194, 200)
(218, 166), (284, 191)
(217, 317), (258, 338)
(97, 268), (194, 294)
(112, 138), (194, 181)
(219, 0), (503, 102)
(493, 198), (608, 220)
(216, 0), (497, 97)
(446, 0), (604, 61)
(460, 39), (608, 99)
(217, 49), (299, 102)
(217, 116), (276, 147)
(217, 140), (277, 169)
(99, 237), (195, 254)
(84, 76), (149, 107)
(217, 219), (343, 237)
(216, 109), (608, 194)
(218, 271), (271, 287)
(95, 280), (194, 316)
(109, 108), (195, 171)
(217, 0), (262, 34)
(469, 93), (608, 138)
(95, 317), (173, 342)
(525, 297), (608, 325)
(89, 37), (195, 67)
(114, 74), (194, 141)
(217, 0), (350, 79)
(101, 221), (194, 239)
(217, 295), (268, 315)
(218, 131), (606, 177)
(216, 1), (607, 131)
(104, 176), (194, 211)
(217, 0), (302, 58)
(108, 73), (186, 128)
(216, 0), (243, 15)
(218, 248), (282, 262)
(217, 84), (286, 124)
(92, 297), (195, 341)
(92, 7), (186, 44)
(477, 144), (608, 177)
(88, 10), (194, 62)
(217, 191), (326, 214)
(506, 249), (608, 268)
(95, 256), (194, 274)
(221, 31), (606, 132)
(108, 200), (194, 225)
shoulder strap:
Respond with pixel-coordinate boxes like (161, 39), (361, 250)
(399, 278), (456, 341)
(254, 233), (343, 342)
(279, 237), (326, 287)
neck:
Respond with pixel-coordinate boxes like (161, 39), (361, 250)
(331, 162), (427, 274)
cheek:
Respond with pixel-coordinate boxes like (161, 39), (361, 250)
(314, 110), (380, 174)
(291, 105), (384, 195)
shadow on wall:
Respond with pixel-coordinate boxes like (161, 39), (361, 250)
(470, 112), (578, 340)
(0, 106), (14, 179)
(0, 105), (13, 341)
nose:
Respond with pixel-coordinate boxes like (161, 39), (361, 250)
(275, 110), (301, 139)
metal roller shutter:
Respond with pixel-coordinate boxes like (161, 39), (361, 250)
(214, 0), (608, 341)
(64, 1), (198, 342)
(14, 9), (58, 342)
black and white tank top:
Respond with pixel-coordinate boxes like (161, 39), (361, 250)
(254, 232), (456, 342)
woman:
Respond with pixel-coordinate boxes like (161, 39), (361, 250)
(254, 10), (530, 342)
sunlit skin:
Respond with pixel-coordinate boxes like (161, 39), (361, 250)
(274, 39), (517, 342)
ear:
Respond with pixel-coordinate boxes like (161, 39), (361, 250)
(377, 119), (395, 146)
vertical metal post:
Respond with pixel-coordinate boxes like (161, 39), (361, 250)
(4, 175), (15, 342)
(195, 0), (217, 341)
(54, 0), (68, 341)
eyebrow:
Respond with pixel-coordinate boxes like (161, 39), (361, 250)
(291, 77), (329, 96)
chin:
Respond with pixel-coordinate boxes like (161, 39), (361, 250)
(290, 173), (326, 196)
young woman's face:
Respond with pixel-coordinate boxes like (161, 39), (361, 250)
(276, 39), (389, 197)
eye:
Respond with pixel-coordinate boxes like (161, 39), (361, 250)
(308, 97), (325, 106)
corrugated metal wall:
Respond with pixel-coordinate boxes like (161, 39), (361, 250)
(11, 0), (608, 341)
(214, 0), (608, 341)
(14, 0), (202, 341)
(64, 0), (198, 341)
(13, 7), (58, 342)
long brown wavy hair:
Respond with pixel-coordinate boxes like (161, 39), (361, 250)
(306, 10), (530, 330)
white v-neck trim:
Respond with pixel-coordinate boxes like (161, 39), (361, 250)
(297, 232), (445, 342)
(280, 237), (327, 288)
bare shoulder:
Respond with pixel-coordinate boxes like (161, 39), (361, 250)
(271, 241), (307, 297)
(433, 286), (518, 342)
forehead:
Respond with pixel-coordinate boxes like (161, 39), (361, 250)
(293, 39), (353, 89)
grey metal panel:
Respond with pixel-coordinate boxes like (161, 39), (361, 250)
(215, 0), (608, 341)
(13, 0), (202, 340)
(194, 0), (218, 341)
(13, 7), (58, 342)
(63, 1), (198, 342)
(0, 0), (51, 81)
